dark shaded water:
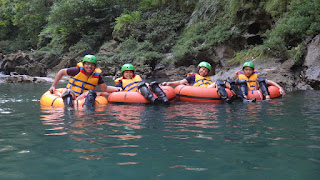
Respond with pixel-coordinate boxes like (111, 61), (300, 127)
(0, 83), (319, 180)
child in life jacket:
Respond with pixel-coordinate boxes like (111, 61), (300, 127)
(162, 61), (212, 87)
(114, 63), (169, 104)
(226, 62), (285, 101)
(162, 61), (234, 103)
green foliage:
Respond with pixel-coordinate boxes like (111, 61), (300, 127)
(114, 11), (142, 33)
(0, 40), (25, 54)
(113, 8), (188, 54)
(172, 21), (234, 65)
(226, 0), (262, 23)
(138, 0), (159, 10)
(0, 0), (50, 51)
(38, 0), (126, 52)
(264, 0), (320, 57)
(0, 0), (15, 39)
(228, 45), (267, 65)
(288, 44), (307, 65)
(188, 0), (221, 25)
(107, 37), (164, 68)
(264, 0), (288, 19)
(1, 0), (320, 70)
(138, 0), (197, 13)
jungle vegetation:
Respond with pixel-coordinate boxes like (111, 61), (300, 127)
(0, 0), (319, 67)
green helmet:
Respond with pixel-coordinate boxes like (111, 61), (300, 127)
(83, 55), (97, 64)
(121, 63), (135, 73)
(198, 61), (212, 71)
(243, 62), (254, 69)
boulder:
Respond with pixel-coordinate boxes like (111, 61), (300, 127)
(303, 34), (320, 90)
(99, 60), (117, 76)
(0, 51), (47, 76)
(214, 45), (235, 59)
(5, 74), (49, 83)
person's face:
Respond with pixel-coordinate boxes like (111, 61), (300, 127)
(243, 66), (254, 77)
(198, 67), (209, 77)
(83, 62), (96, 74)
(123, 70), (134, 79)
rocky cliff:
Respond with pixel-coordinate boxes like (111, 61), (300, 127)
(1, 35), (320, 91)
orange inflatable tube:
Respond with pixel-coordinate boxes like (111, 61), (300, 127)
(107, 86), (176, 103)
(247, 85), (281, 100)
(175, 85), (233, 103)
(40, 88), (108, 107)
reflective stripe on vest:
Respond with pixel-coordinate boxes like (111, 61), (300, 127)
(120, 75), (144, 92)
(66, 62), (101, 97)
(188, 73), (212, 87)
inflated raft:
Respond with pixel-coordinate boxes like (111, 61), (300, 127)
(40, 88), (108, 107)
(175, 85), (234, 102)
(107, 86), (176, 103)
(246, 85), (281, 100)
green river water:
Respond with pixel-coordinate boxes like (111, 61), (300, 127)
(0, 81), (319, 180)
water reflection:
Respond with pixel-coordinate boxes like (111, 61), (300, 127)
(40, 102), (285, 159)
(40, 104), (170, 163)
(38, 94), (320, 175)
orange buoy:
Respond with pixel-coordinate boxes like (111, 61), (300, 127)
(40, 88), (108, 107)
(175, 85), (233, 103)
(108, 85), (176, 103)
(247, 85), (281, 100)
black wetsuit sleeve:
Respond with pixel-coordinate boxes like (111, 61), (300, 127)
(98, 75), (104, 84)
(185, 74), (195, 85)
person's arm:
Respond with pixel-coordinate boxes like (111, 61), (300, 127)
(97, 92), (110, 96)
(49, 69), (68, 93)
(267, 80), (286, 96)
(99, 83), (122, 92)
(207, 82), (216, 88)
(162, 79), (188, 86)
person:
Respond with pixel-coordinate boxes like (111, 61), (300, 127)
(229, 61), (286, 100)
(162, 61), (213, 87)
(48, 55), (121, 107)
(114, 63), (169, 104)
(162, 61), (234, 103)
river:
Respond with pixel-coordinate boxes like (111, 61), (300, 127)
(0, 81), (319, 180)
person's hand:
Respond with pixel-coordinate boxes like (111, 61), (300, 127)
(279, 88), (285, 96)
(49, 86), (55, 94)
(162, 82), (169, 86)
(116, 87), (122, 92)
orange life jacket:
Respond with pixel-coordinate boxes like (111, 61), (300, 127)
(236, 70), (258, 90)
(187, 73), (213, 87)
(115, 75), (144, 92)
(66, 62), (101, 97)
